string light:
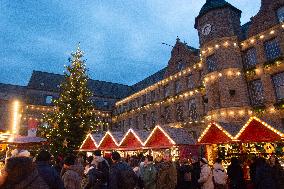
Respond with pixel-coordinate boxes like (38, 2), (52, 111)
(11, 100), (20, 134)
(234, 116), (284, 140)
(79, 133), (99, 150)
(119, 129), (144, 146)
(144, 125), (176, 146)
(116, 61), (203, 106)
(198, 122), (234, 143)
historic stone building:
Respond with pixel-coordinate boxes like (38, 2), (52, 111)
(1, 0), (284, 139)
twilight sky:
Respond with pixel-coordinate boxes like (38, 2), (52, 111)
(0, 0), (261, 86)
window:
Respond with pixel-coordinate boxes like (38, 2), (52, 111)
(151, 111), (156, 128)
(264, 39), (281, 61)
(177, 60), (185, 71)
(135, 116), (139, 129)
(143, 114), (147, 129)
(164, 106), (171, 123)
(175, 80), (182, 94)
(164, 85), (170, 98)
(277, 7), (284, 22)
(272, 72), (284, 100)
(142, 95), (147, 105)
(151, 91), (155, 102)
(176, 103), (184, 122)
(243, 48), (257, 69)
(188, 73), (194, 89)
(188, 99), (198, 121)
(45, 96), (53, 104)
(128, 118), (132, 128)
(206, 55), (217, 73)
(248, 80), (264, 106)
(103, 101), (109, 107)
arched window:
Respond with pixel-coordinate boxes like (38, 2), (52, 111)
(277, 7), (284, 22)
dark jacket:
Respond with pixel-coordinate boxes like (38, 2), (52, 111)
(155, 161), (177, 189)
(36, 161), (65, 189)
(255, 163), (276, 189)
(109, 161), (137, 189)
(177, 164), (192, 189)
(84, 159), (110, 189)
(1, 157), (49, 189)
(62, 165), (82, 189)
(190, 162), (201, 189)
(227, 164), (245, 189)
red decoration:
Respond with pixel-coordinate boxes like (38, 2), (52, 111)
(145, 127), (174, 148)
(199, 123), (233, 144)
(28, 119), (38, 129)
(119, 131), (143, 150)
(237, 119), (282, 142)
(80, 135), (97, 151)
(99, 133), (118, 150)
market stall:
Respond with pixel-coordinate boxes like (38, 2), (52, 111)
(79, 133), (103, 152)
(198, 116), (284, 169)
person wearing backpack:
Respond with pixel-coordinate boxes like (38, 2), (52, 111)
(109, 151), (138, 189)
(198, 158), (214, 189)
(213, 158), (228, 189)
(83, 150), (110, 189)
(141, 155), (157, 189)
(156, 152), (177, 189)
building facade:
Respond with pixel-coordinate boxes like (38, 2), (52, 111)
(1, 0), (284, 139)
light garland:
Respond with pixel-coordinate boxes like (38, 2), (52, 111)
(98, 131), (119, 147)
(234, 116), (284, 140)
(114, 86), (204, 121)
(197, 122), (234, 143)
(144, 125), (176, 146)
(203, 68), (242, 83)
(26, 105), (110, 117)
(79, 133), (99, 150)
(206, 109), (253, 120)
(116, 62), (203, 106)
(119, 128), (144, 146)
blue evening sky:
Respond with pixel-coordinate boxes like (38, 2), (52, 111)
(0, 0), (260, 86)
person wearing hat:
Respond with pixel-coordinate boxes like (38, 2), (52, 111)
(83, 150), (110, 189)
(62, 155), (82, 189)
(198, 158), (214, 189)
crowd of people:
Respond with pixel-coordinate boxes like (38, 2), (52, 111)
(0, 148), (283, 189)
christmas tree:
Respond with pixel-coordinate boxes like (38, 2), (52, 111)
(40, 45), (98, 156)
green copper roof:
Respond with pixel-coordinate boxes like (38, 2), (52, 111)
(198, 0), (241, 18)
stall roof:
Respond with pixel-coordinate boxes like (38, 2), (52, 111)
(144, 125), (195, 148)
(80, 133), (104, 151)
(119, 129), (144, 150)
(5, 135), (47, 144)
(98, 131), (121, 150)
(198, 122), (234, 144)
(235, 117), (284, 143)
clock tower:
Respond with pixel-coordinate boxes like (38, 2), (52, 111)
(195, 0), (242, 46)
(195, 0), (251, 123)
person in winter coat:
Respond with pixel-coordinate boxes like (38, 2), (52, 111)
(141, 155), (157, 189)
(156, 152), (177, 189)
(109, 151), (138, 189)
(190, 157), (201, 189)
(0, 156), (49, 189)
(198, 158), (214, 189)
(255, 157), (276, 189)
(83, 150), (110, 189)
(227, 157), (245, 189)
(36, 150), (65, 189)
(213, 158), (227, 189)
(62, 155), (82, 189)
(269, 156), (284, 189)
(176, 158), (192, 189)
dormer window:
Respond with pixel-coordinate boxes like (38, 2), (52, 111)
(177, 60), (185, 71)
(45, 95), (53, 104)
(277, 7), (284, 22)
